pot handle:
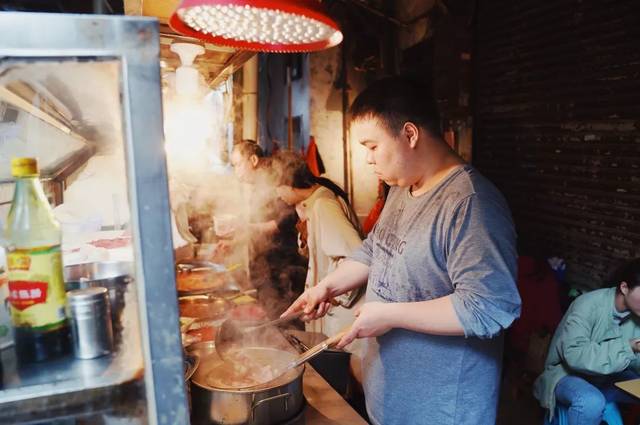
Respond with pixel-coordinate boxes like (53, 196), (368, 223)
(251, 393), (291, 421)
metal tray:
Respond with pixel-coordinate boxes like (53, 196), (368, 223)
(0, 283), (144, 412)
(176, 261), (241, 297)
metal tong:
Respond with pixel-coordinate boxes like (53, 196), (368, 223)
(285, 328), (350, 371)
(176, 260), (229, 273)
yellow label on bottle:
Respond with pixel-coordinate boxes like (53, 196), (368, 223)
(8, 251), (31, 271)
(7, 246), (67, 330)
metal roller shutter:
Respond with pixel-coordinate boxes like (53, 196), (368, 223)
(473, 0), (640, 289)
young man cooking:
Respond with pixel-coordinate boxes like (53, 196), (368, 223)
(281, 77), (521, 424)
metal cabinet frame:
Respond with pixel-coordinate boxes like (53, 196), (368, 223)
(0, 12), (188, 425)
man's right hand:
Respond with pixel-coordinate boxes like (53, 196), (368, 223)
(280, 259), (370, 321)
(631, 338), (640, 354)
(281, 284), (332, 321)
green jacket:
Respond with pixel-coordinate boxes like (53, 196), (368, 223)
(533, 287), (640, 415)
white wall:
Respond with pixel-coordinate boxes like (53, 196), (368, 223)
(309, 47), (377, 220)
(309, 48), (344, 188)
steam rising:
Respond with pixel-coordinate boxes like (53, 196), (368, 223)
(230, 154), (307, 319)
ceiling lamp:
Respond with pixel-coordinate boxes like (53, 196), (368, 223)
(169, 0), (343, 53)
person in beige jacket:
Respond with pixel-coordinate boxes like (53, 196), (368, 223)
(272, 151), (364, 339)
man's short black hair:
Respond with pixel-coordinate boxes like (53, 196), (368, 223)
(609, 258), (640, 291)
(349, 77), (441, 138)
(232, 139), (264, 159)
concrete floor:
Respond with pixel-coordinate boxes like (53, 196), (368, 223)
(497, 365), (545, 425)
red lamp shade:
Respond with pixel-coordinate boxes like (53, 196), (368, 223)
(169, 0), (343, 52)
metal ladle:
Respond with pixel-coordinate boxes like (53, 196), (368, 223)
(215, 310), (305, 359)
(216, 299), (341, 359)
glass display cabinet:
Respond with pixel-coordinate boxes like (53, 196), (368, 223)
(0, 12), (188, 425)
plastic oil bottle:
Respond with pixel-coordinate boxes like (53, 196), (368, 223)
(4, 158), (70, 362)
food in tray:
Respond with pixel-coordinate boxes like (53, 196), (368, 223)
(88, 236), (131, 249)
(230, 294), (256, 305)
(176, 270), (228, 293)
(182, 317), (220, 346)
(186, 325), (217, 344)
(179, 296), (230, 319)
(182, 332), (201, 347)
(180, 317), (196, 333)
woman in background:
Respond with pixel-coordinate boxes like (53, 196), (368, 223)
(272, 151), (363, 339)
(534, 258), (640, 424)
(228, 140), (307, 317)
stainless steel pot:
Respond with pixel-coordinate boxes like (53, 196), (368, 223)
(188, 342), (304, 425)
(185, 352), (200, 412)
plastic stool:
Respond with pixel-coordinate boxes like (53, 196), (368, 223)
(544, 401), (623, 425)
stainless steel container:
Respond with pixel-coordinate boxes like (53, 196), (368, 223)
(67, 287), (114, 359)
(188, 342), (304, 425)
(64, 261), (133, 322)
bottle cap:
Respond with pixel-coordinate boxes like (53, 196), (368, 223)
(11, 158), (39, 177)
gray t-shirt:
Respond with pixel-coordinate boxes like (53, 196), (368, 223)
(350, 165), (520, 425)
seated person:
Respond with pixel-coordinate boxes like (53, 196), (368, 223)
(534, 258), (640, 424)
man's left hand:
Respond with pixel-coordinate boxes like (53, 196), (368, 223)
(336, 302), (394, 349)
